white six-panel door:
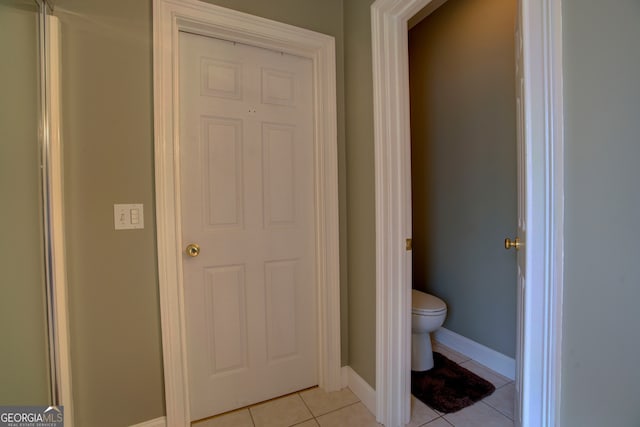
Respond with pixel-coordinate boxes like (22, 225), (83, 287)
(179, 31), (317, 421)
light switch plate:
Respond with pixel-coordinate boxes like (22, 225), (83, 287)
(114, 204), (144, 230)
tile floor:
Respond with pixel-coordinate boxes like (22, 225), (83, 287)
(192, 343), (514, 427)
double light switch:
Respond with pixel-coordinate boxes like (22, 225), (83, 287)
(114, 204), (144, 230)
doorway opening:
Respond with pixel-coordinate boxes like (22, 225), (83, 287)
(371, 0), (564, 425)
(407, 0), (518, 421)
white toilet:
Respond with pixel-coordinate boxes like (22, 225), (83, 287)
(412, 289), (447, 371)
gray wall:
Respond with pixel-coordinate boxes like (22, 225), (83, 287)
(0, 0), (50, 405)
(560, 0), (640, 425)
(55, 0), (346, 425)
(344, 0), (377, 388)
(56, 0), (164, 425)
(409, 0), (517, 357)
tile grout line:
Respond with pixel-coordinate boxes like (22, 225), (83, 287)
(247, 405), (257, 427)
(295, 391), (318, 426)
(440, 415), (455, 426)
(313, 400), (363, 421)
(297, 389), (365, 424)
(416, 414), (453, 427)
(479, 400), (514, 421)
(495, 380), (515, 390)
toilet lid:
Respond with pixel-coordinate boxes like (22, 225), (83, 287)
(412, 289), (446, 315)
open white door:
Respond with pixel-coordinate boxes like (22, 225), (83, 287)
(513, 2), (526, 423)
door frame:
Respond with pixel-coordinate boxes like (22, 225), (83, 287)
(152, 0), (342, 424)
(370, 0), (564, 426)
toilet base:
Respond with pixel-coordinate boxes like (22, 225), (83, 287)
(412, 332), (435, 371)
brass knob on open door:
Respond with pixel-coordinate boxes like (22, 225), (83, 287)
(185, 243), (200, 257)
(504, 237), (521, 250)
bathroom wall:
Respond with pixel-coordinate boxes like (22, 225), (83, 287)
(343, 0), (377, 388)
(0, 0), (50, 405)
(560, 0), (640, 424)
(55, 0), (345, 425)
(56, 0), (164, 424)
(408, 0), (517, 357)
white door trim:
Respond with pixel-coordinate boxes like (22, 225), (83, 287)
(153, 1), (341, 424)
(370, 0), (564, 426)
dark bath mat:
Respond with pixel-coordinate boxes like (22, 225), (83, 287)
(411, 352), (495, 413)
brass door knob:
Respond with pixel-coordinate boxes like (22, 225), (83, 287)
(185, 243), (200, 257)
(504, 237), (521, 250)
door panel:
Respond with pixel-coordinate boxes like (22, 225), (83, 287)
(203, 265), (248, 375)
(514, 2), (526, 424)
(179, 31), (317, 420)
(202, 117), (244, 229)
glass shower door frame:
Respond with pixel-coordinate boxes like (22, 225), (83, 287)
(37, 0), (72, 419)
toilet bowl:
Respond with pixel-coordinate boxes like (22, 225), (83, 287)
(412, 289), (447, 371)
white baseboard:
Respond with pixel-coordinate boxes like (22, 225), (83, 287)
(129, 416), (166, 427)
(342, 366), (377, 416)
(434, 327), (515, 380)
(341, 365), (350, 388)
